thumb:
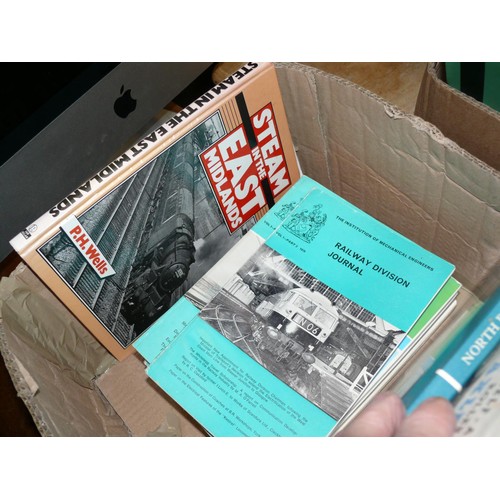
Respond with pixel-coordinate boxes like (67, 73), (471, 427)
(396, 397), (456, 437)
(337, 391), (406, 437)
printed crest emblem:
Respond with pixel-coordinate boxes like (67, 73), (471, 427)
(277, 203), (327, 243)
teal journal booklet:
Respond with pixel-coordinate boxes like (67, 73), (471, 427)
(134, 176), (455, 436)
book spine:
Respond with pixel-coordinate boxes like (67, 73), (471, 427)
(9, 62), (268, 256)
(403, 287), (500, 412)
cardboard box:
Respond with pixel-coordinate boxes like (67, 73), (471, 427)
(96, 352), (206, 436)
(415, 62), (500, 172)
(1, 62), (499, 436)
(0, 264), (128, 436)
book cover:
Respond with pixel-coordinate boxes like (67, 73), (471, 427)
(403, 287), (500, 413)
(9, 62), (301, 360)
(139, 176), (456, 436)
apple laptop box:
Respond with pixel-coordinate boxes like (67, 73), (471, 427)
(0, 62), (212, 262)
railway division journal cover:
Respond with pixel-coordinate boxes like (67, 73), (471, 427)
(9, 62), (301, 360)
(136, 176), (456, 436)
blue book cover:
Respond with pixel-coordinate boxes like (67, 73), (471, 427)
(403, 287), (500, 413)
(135, 176), (455, 436)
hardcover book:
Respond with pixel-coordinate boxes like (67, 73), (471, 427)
(9, 62), (301, 360)
(403, 287), (500, 414)
(134, 176), (456, 436)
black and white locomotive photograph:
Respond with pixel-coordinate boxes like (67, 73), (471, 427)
(194, 244), (405, 420)
(38, 113), (255, 348)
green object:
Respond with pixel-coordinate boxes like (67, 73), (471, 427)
(445, 62), (500, 112)
(406, 277), (461, 340)
(484, 63), (500, 112)
(445, 62), (461, 92)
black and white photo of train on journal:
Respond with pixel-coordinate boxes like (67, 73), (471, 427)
(37, 113), (256, 349)
(188, 244), (405, 420)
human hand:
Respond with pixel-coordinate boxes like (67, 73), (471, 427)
(337, 391), (456, 437)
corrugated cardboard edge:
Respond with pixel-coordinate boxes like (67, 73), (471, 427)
(0, 321), (51, 436)
(275, 62), (500, 299)
(415, 62), (500, 171)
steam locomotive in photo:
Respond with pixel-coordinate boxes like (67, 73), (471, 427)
(121, 139), (197, 332)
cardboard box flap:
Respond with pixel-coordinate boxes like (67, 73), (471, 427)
(0, 319), (128, 436)
(0, 265), (116, 389)
(415, 62), (500, 171)
(96, 352), (206, 437)
(276, 63), (499, 297)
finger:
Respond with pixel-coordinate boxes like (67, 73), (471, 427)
(337, 391), (406, 437)
(396, 397), (456, 437)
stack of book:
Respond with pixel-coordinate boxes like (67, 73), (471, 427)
(133, 175), (458, 436)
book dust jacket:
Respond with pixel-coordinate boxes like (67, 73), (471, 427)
(10, 63), (301, 359)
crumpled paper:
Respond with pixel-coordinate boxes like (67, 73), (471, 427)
(0, 265), (115, 389)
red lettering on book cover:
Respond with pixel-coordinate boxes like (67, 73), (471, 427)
(200, 104), (291, 232)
